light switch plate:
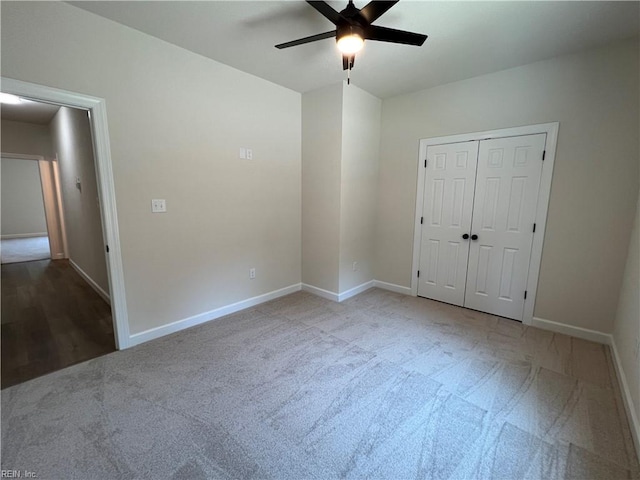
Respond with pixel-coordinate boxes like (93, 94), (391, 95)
(239, 147), (246, 159)
(151, 199), (166, 213)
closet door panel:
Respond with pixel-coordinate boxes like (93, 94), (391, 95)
(417, 142), (478, 306)
(464, 134), (546, 320)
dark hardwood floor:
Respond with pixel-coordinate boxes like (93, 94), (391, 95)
(1, 259), (115, 389)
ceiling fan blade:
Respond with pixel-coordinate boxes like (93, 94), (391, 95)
(365, 25), (427, 46)
(275, 30), (336, 49)
(359, 1), (398, 24)
(342, 54), (355, 71)
(306, 1), (344, 25)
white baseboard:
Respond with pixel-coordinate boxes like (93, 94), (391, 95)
(52, 252), (65, 260)
(373, 280), (412, 296)
(609, 336), (640, 460)
(129, 283), (302, 347)
(303, 280), (412, 302)
(338, 280), (374, 302)
(69, 258), (111, 305)
(1, 232), (48, 239)
(531, 316), (611, 345)
(301, 283), (340, 302)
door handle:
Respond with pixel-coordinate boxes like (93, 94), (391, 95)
(462, 233), (469, 240)
(471, 234), (478, 241)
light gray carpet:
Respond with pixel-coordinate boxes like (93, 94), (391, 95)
(2, 289), (638, 479)
(1, 236), (50, 264)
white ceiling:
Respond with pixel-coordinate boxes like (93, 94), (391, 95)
(71, 1), (639, 99)
(1, 99), (60, 125)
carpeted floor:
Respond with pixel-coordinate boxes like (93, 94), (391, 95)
(1, 236), (50, 264)
(2, 288), (638, 479)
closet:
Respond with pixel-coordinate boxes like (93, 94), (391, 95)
(416, 133), (547, 321)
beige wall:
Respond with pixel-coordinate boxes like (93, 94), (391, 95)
(302, 84), (342, 293)
(339, 84), (381, 292)
(376, 39), (639, 333)
(0, 157), (47, 237)
(50, 107), (109, 293)
(1, 119), (54, 157)
(2, 2), (302, 335)
(613, 190), (640, 443)
(302, 82), (381, 295)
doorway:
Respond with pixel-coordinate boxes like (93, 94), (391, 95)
(1, 78), (129, 355)
(1, 98), (119, 387)
(0, 156), (51, 264)
(411, 123), (558, 324)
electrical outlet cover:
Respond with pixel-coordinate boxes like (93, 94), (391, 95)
(151, 199), (167, 213)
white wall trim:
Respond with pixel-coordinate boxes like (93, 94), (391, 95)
(2, 77), (131, 349)
(338, 280), (374, 302)
(610, 336), (640, 459)
(52, 155), (69, 258)
(531, 316), (611, 345)
(302, 283), (340, 302)
(129, 283), (302, 347)
(373, 280), (412, 295)
(411, 122), (559, 326)
(38, 158), (65, 260)
(1, 233), (48, 239)
(69, 258), (111, 304)
(304, 280), (413, 300)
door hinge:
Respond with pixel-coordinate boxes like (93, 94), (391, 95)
(533, 223), (536, 233)
(106, 245), (110, 253)
(420, 216), (423, 224)
(417, 270), (420, 278)
(524, 290), (527, 300)
(424, 159), (427, 168)
(542, 150), (546, 161)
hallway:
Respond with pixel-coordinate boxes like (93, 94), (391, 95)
(1, 259), (114, 388)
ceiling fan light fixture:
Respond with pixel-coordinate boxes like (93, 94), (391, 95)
(337, 33), (364, 54)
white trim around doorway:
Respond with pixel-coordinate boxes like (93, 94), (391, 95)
(1, 77), (131, 349)
(411, 122), (559, 326)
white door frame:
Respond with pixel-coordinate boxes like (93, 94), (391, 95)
(2, 77), (131, 349)
(411, 122), (559, 325)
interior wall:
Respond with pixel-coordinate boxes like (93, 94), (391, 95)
(1, 119), (54, 157)
(1, 1), (302, 335)
(339, 84), (381, 292)
(0, 157), (48, 237)
(50, 106), (109, 293)
(301, 84), (342, 293)
(376, 38), (639, 333)
(613, 190), (640, 443)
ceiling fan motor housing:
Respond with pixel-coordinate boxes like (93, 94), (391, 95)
(336, 23), (365, 43)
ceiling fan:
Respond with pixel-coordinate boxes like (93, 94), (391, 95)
(275, 0), (427, 74)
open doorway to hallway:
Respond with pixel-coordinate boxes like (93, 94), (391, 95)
(1, 155), (51, 264)
(1, 94), (116, 388)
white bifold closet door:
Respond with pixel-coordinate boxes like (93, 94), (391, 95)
(418, 141), (479, 306)
(418, 133), (546, 321)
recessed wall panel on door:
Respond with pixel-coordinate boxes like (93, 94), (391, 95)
(464, 134), (546, 320)
(417, 141), (479, 305)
